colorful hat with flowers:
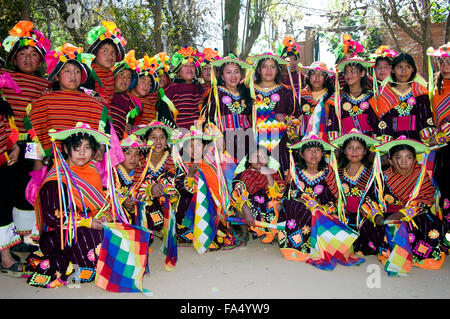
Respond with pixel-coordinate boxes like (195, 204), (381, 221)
(247, 51), (288, 68)
(86, 21), (127, 62)
(2, 20), (51, 63)
(132, 120), (177, 140)
(288, 131), (336, 152)
(333, 34), (364, 62)
(370, 45), (398, 61)
(200, 47), (220, 67)
(48, 121), (110, 144)
(120, 134), (152, 149)
(169, 46), (203, 79)
(276, 35), (301, 59)
(210, 53), (251, 70)
(301, 61), (335, 75)
(154, 51), (171, 76)
(45, 43), (95, 84)
(427, 43), (450, 58)
(335, 57), (374, 72)
(112, 50), (140, 89)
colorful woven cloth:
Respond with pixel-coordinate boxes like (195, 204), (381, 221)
(160, 194), (177, 271)
(183, 170), (219, 254)
(95, 223), (153, 293)
(384, 220), (412, 277)
(254, 97), (287, 152)
(306, 207), (365, 270)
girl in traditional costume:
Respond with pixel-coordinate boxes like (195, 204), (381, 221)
(201, 54), (253, 162)
(427, 44), (450, 228)
(110, 50), (141, 139)
(1, 21), (51, 245)
(0, 73), (23, 276)
(172, 126), (239, 251)
(134, 121), (177, 239)
(370, 46), (398, 97)
(297, 62), (335, 139)
(27, 43), (108, 160)
(114, 134), (152, 224)
(230, 144), (285, 244)
(277, 36), (304, 96)
(374, 136), (446, 271)
(248, 52), (298, 177)
(162, 47), (205, 129)
(84, 21), (127, 106)
(129, 55), (159, 127)
(199, 47), (220, 93)
(376, 53), (435, 142)
(278, 133), (337, 260)
(330, 130), (388, 256)
(23, 122), (114, 287)
(327, 58), (378, 137)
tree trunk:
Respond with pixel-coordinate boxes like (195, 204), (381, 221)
(20, 0), (32, 20)
(223, 0), (240, 55)
(153, 0), (163, 52)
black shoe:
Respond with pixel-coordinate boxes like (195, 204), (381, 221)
(11, 242), (39, 253)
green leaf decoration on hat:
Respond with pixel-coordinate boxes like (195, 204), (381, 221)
(86, 25), (107, 45)
(1, 35), (16, 52)
(77, 52), (96, 69)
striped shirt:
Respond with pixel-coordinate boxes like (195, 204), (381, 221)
(0, 69), (49, 139)
(132, 92), (157, 126)
(28, 90), (106, 155)
(164, 82), (203, 129)
(92, 63), (115, 106)
(110, 92), (139, 139)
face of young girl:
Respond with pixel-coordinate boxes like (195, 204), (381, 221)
(308, 70), (325, 91)
(13, 46), (42, 75)
(95, 42), (117, 69)
(344, 65), (364, 87)
(374, 60), (392, 82)
(115, 69), (132, 93)
(249, 149), (269, 170)
(258, 59), (277, 83)
(344, 140), (366, 164)
(179, 62), (196, 82)
(147, 128), (167, 154)
(122, 148), (140, 172)
(201, 65), (211, 83)
(439, 57), (450, 80)
(222, 63), (242, 89)
(188, 139), (204, 162)
(389, 149), (416, 176)
(67, 139), (94, 167)
(393, 61), (414, 83)
(55, 62), (82, 91)
(301, 146), (323, 167)
(133, 75), (152, 97)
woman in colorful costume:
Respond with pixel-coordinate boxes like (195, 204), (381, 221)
(278, 133), (337, 261)
(330, 129), (388, 256)
(248, 52), (298, 177)
(297, 62), (335, 139)
(84, 20), (127, 106)
(172, 125), (239, 251)
(201, 54), (253, 162)
(376, 52), (435, 143)
(23, 122), (113, 287)
(1, 21), (51, 242)
(134, 121), (177, 239)
(230, 144), (285, 244)
(374, 136), (446, 271)
(277, 36), (304, 96)
(27, 43), (108, 160)
(163, 47), (205, 129)
(327, 58), (378, 137)
(427, 44), (450, 227)
(110, 50), (141, 139)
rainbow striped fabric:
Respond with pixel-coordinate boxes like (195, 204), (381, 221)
(306, 207), (365, 270)
(95, 223), (153, 293)
(254, 98), (287, 152)
(384, 220), (412, 277)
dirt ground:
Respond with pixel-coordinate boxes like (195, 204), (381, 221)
(1, 236), (450, 302)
